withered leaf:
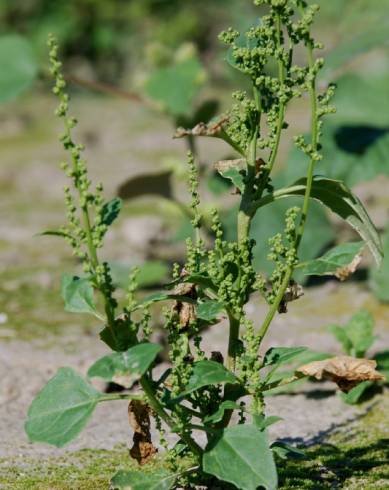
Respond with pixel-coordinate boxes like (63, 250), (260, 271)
(278, 281), (304, 314)
(214, 158), (245, 173)
(128, 400), (157, 465)
(173, 280), (197, 329)
(296, 355), (385, 392)
(174, 116), (229, 139)
(335, 253), (363, 281)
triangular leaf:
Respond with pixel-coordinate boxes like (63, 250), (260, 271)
(25, 368), (102, 447)
(88, 343), (162, 387)
(203, 425), (277, 490)
(100, 197), (122, 226)
(183, 360), (237, 395)
(61, 275), (98, 316)
(197, 301), (225, 322)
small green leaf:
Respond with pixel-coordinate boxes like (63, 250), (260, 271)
(271, 441), (306, 460)
(253, 415), (283, 430)
(118, 171), (173, 201)
(301, 242), (364, 278)
(88, 343), (161, 387)
(203, 425), (277, 490)
(111, 469), (176, 490)
(197, 301), (224, 322)
(0, 35), (38, 103)
(184, 360), (237, 395)
(328, 325), (353, 355)
(340, 381), (374, 405)
(109, 261), (169, 289)
(100, 197), (122, 226)
(374, 350), (389, 382)
(226, 31), (259, 73)
(263, 347), (308, 367)
(39, 229), (73, 239)
(61, 275), (98, 317)
(218, 167), (245, 193)
(99, 322), (137, 352)
(204, 401), (241, 424)
(25, 368), (102, 447)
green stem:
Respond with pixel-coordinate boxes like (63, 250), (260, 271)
(296, 44), (318, 249)
(140, 376), (203, 457)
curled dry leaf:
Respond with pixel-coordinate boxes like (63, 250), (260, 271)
(335, 253), (363, 281)
(278, 281), (304, 314)
(296, 355), (385, 392)
(172, 281), (197, 329)
(174, 116), (229, 139)
(128, 400), (157, 465)
(214, 158), (245, 173)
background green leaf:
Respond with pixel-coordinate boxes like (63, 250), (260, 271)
(203, 425), (277, 490)
(370, 225), (389, 302)
(263, 347), (308, 367)
(0, 34), (38, 103)
(25, 368), (102, 447)
(111, 469), (176, 490)
(100, 197), (122, 226)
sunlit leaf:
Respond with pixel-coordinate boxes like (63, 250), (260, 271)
(203, 425), (277, 490)
(183, 360), (236, 395)
(61, 275), (98, 317)
(25, 368), (102, 447)
(370, 225), (389, 302)
(111, 469), (176, 490)
(271, 441), (306, 460)
(197, 301), (224, 322)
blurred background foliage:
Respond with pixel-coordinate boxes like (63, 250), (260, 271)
(1, 0), (389, 300)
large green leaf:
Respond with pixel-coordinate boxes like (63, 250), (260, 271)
(88, 343), (161, 387)
(256, 176), (383, 266)
(203, 425), (277, 490)
(370, 225), (389, 302)
(301, 241), (365, 278)
(111, 469), (176, 490)
(0, 35), (38, 103)
(183, 360), (236, 395)
(25, 368), (102, 447)
(144, 57), (205, 116)
(61, 275), (98, 317)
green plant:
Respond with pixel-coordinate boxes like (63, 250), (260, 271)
(25, 2), (384, 489)
(328, 310), (389, 404)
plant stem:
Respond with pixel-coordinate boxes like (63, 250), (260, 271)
(296, 44), (318, 249)
(99, 393), (145, 402)
(140, 376), (203, 457)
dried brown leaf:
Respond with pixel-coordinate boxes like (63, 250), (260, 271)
(128, 400), (157, 465)
(335, 253), (363, 281)
(174, 116), (229, 139)
(173, 281), (197, 329)
(296, 355), (385, 392)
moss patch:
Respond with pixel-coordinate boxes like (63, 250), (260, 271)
(278, 394), (389, 489)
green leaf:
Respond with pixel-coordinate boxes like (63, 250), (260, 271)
(301, 242), (365, 278)
(370, 225), (389, 302)
(99, 322), (137, 352)
(100, 197), (122, 226)
(374, 350), (389, 382)
(204, 401), (241, 424)
(271, 441), (306, 460)
(144, 57), (205, 116)
(197, 301), (224, 322)
(61, 275), (98, 317)
(39, 229), (73, 239)
(257, 176), (383, 266)
(111, 469), (176, 490)
(0, 35), (38, 103)
(136, 291), (196, 310)
(109, 261), (169, 289)
(88, 343), (161, 387)
(253, 415), (283, 430)
(218, 167), (245, 193)
(263, 347), (308, 367)
(344, 309), (375, 358)
(322, 24), (389, 78)
(203, 425), (277, 490)
(183, 361), (237, 395)
(25, 368), (102, 447)
(340, 381), (374, 405)
(118, 171), (173, 201)
(328, 325), (353, 355)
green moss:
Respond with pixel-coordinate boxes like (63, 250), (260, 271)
(278, 394), (389, 489)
